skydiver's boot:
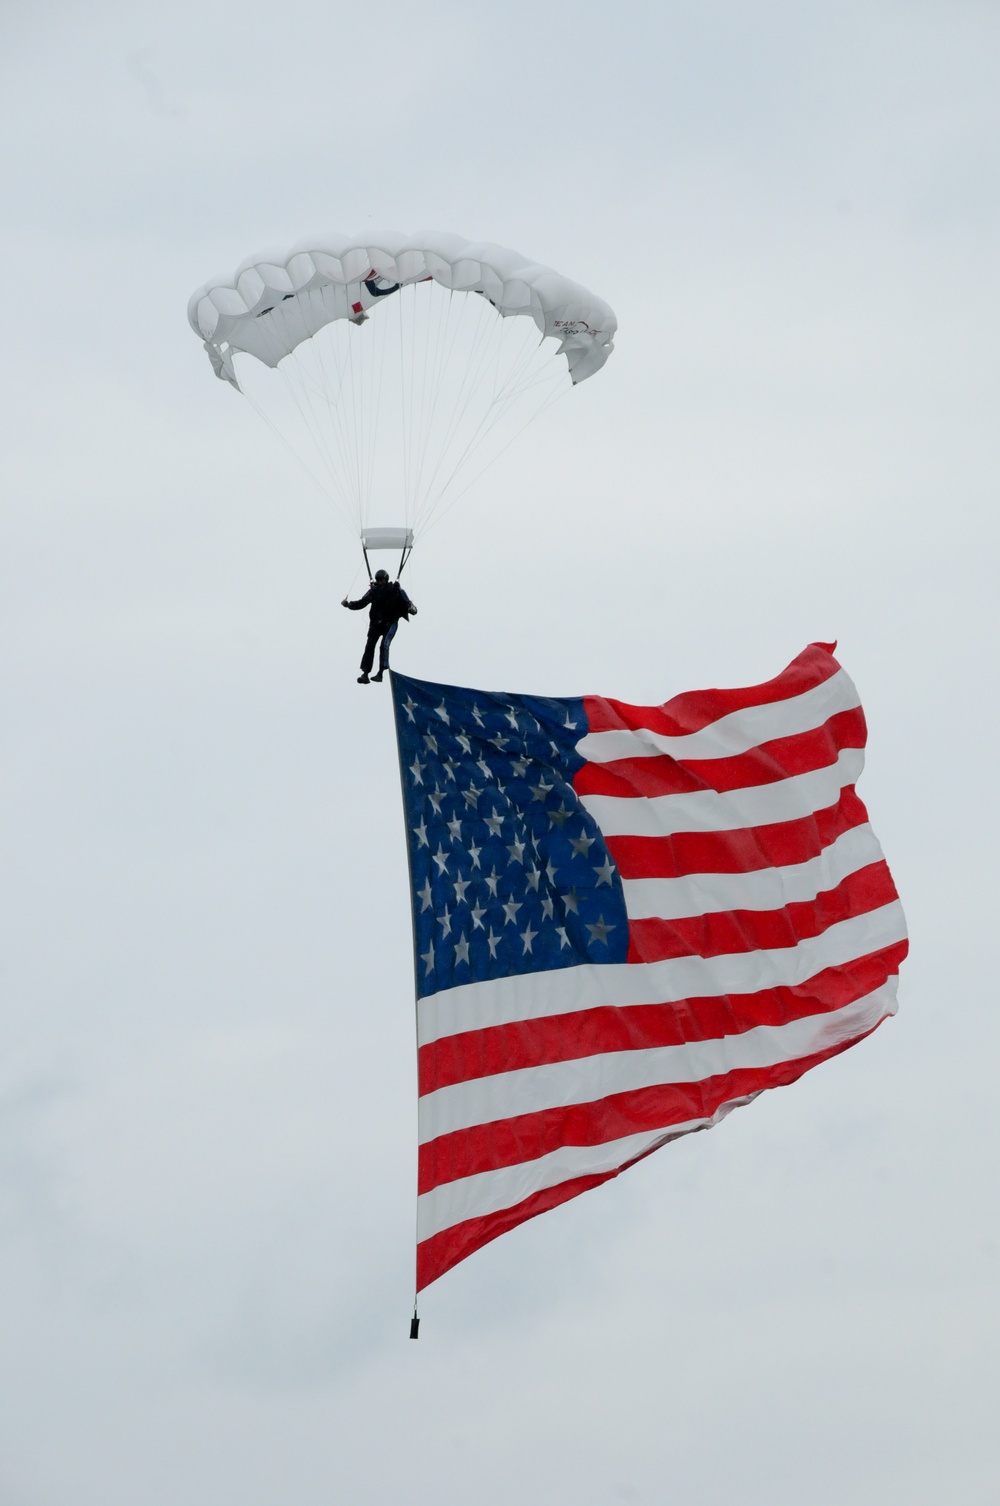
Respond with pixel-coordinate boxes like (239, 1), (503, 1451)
(357, 673), (370, 684)
(371, 670), (384, 682)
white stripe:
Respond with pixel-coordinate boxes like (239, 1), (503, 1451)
(621, 821), (885, 920)
(417, 1122), (706, 1244)
(419, 979), (898, 1142)
(417, 899), (907, 1045)
(577, 668), (860, 765)
(580, 746), (865, 838)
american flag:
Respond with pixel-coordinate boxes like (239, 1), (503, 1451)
(390, 643), (907, 1293)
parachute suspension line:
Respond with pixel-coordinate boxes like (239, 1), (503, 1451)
(237, 375), (337, 510)
(414, 312), (566, 536)
(397, 285), (411, 529)
(408, 284), (471, 525)
(420, 368), (571, 543)
(410, 278), (446, 523)
(309, 303), (365, 523)
(350, 316), (369, 532)
(238, 316), (366, 539)
(278, 344), (349, 518)
(442, 304), (548, 488)
(409, 291), (507, 533)
(359, 293), (382, 536)
(258, 302), (360, 530)
(373, 298), (393, 529)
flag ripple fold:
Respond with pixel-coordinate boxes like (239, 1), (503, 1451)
(390, 644), (907, 1291)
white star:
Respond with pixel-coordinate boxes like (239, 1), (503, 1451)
(511, 757), (529, 777)
(562, 888), (579, 914)
(556, 926), (570, 949)
(455, 733), (472, 755)
(525, 865), (541, 891)
(505, 708), (519, 729)
(507, 835), (526, 864)
(432, 844), (450, 876)
(468, 842), (482, 869)
(462, 783), (482, 810)
(443, 759), (458, 782)
(477, 756), (492, 780)
(437, 905), (452, 938)
(531, 778), (554, 802)
(453, 874), (470, 904)
(486, 928), (501, 959)
(570, 829), (596, 857)
(520, 922), (537, 954)
(593, 855), (615, 887)
(435, 701), (450, 724)
(541, 895), (554, 920)
(586, 915), (615, 946)
(423, 732), (438, 754)
(417, 878), (433, 912)
(472, 703), (485, 727)
(421, 944), (435, 973)
(563, 712), (578, 730)
(447, 814), (462, 843)
(490, 732), (508, 751)
(484, 810), (504, 836)
(428, 785), (445, 814)
(502, 896), (523, 926)
(454, 933), (470, 965)
(549, 740), (561, 758)
(403, 696), (417, 722)
(485, 867), (500, 897)
(409, 757), (425, 785)
(545, 858), (558, 886)
(412, 819), (429, 848)
(549, 805), (571, 828)
(470, 902), (487, 930)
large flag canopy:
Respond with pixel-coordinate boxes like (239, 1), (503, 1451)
(390, 644), (907, 1292)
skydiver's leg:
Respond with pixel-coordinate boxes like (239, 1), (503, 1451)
(360, 627), (380, 675)
(375, 621), (398, 677)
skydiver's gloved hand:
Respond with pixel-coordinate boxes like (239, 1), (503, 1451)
(341, 598), (349, 607)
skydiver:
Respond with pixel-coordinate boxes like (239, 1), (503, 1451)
(341, 568), (417, 683)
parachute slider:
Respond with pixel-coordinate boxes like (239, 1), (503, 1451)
(362, 528), (414, 551)
(361, 527), (414, 579)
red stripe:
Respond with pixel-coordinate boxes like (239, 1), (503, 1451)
(418, 940), (908, 1093)
(583, 642), (839, 738)
(607, 788), (870, 879)
(417, 1168), (620, 1290)
(626, 860), (897, 964)
(418, 1021), (890, 1194)
(575, 707), (865, 801)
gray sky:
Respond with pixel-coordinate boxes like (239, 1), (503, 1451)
(1, 2), (998, 1502)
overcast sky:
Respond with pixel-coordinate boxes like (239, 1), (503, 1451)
(1, 2), (998, 1503)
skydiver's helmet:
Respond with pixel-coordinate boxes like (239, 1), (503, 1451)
(374, 569), (390, 583)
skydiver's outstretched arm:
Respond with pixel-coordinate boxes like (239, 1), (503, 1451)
(342, 587), (374, 610)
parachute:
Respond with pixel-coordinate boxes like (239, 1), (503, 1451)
(187, 231), (616, 565)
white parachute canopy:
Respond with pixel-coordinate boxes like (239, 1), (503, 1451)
(187, 230), (616, 548)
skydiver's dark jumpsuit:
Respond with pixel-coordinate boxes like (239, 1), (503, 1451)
(344, 579), (416, 675)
